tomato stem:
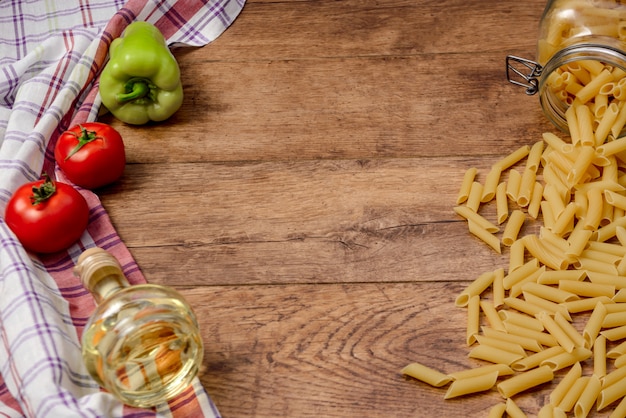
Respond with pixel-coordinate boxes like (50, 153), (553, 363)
(65, 125), (101, 160)
(30, 176), (57, 205)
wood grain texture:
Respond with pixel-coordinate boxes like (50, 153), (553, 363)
(94, 0), (579, 416)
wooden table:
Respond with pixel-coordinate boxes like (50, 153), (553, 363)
(97, 0), (568, 416)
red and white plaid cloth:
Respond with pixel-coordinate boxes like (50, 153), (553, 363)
(0, 0), (244, 416)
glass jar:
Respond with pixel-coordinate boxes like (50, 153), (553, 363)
(74, 247), (204, 408)
(507, 0), (626, 136)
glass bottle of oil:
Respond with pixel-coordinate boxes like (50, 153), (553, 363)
(74, 247), (204, 408)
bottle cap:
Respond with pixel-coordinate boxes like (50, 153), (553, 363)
(74, 247), (125, 291)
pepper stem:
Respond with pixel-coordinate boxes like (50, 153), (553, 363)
(116, 78), (151, 103)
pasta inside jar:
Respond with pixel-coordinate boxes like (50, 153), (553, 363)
(535, 0), (626, 137)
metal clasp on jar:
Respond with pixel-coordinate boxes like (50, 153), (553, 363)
(506, 55), (544, 95)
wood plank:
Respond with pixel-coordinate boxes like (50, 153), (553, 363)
(179, 282), (547, 417)
(99, 156), (533, 285)
(190, 0), (545, 60)
(101, 51), (555, 164)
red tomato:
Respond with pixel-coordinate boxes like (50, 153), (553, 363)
(5, 177), (89, 254)
(54, 122), (125, 189)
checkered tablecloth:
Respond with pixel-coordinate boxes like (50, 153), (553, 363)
(0, 0), (244, 416)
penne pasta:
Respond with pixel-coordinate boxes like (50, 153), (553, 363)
(552, 201), (576, 236)
(466, 181), (483, 212)
(510, 266), (545, 299)
(554, 311), (585, 348)
(522, 234), (568, 271)
(453, 206), (499, 233)
(598, 372), (626, 411)
(574, 375), (602, 418)
(474, 334), (526, 357)
(503, 258), (540, 290)
(574, 256), (618, 275)
(584, 187), (604, 230)
(605, 189), (626, 211)
(480, 300), (506, 332)
(566, 103), (582, 145)
(610, 396), (626, 418)
(558, 376), (589, 413)
(587, 270), (626, 290)
(603, 310), (626, 328)
(549, 361), (582, 406)
(481, 326), (543, 353)
(517, 167), (536, 207)
(537, 269), (586, 285)
(541, 201), (557, 231)
(468, 221), (502, 254)
(502, 210), (526, 246)
(614, 288), (626, 302)
(601, 324), (626, 341)
(618, 225), (626, 246)
(607, 339), (626, 358)
(558, 279), (615, 298)
(401, 362), (452, 387)
(495, 182), (508, 224)
(468, 344), (524, 366)
(536, 311), (576, 353)
(505, 398), (527, 418)
(488, 403), (507, 418)
(615, 353), (626, 368)
(443, 371), (498, 399)
(493, 145), (531, 171)
(497, 365), (554, 398)
(499, 309), (544, 332)
(521, 282), (578, 304)
(543, 183), (567, 218)
(580, 247), (622, 266)
(540, 347), (592, 371)
(562, 296), (613, 314)
(598, 134), (626, 157)
(613, 101), (626, 137)
(522, 292), (571, 321)
(455, 270), (495, 307)
(567, 145), (596, 187)
(583, 302), (608, 348)
(447, 363), (514, 381)
(576, 103), (596, 146)
(576, 68), (614, 104)
(574, 188), (589, 219)
(508, 239), (526, 273)
(528, 181), (544, 219)
(542, 132), (569, 152)
(593, 215), (626, 242)
(504, 319), (559, 348)
(596, 102), (620, 144)
(466, 295), (480, 346)
(526, 140), (544, 173)
(503, 296), (549, 321)
(506, 169), (522, 202)
(493, 267), (505, 307)
(587, 240), (626, 256)
(594, 335), (607, 378)
(511, 346), (564, 372)
(481, 166), (502, 203)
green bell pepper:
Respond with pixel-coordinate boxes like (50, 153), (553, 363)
(99, 21), (183, 125)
